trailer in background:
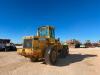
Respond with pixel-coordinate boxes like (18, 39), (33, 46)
(0, 39), (16, 51)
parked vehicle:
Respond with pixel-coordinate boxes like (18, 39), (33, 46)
(17, 26), (69, 65)
(5, 43), (17, 51)
(0, 44), (5, 51)
(80, 44), (86, 48)
(0, 39), (16, 51)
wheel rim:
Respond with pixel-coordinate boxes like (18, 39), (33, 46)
(51, 50), (57, 63)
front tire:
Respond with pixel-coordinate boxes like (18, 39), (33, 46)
(44, 46), (57, 65)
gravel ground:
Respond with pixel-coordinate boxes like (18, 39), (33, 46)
(0, 48), (100, 75)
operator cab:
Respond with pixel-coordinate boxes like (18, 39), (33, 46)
(38, 26), (55, 39)
(23, 26), (55, 49)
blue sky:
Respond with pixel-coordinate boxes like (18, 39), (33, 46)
(0, 0), (100, 43)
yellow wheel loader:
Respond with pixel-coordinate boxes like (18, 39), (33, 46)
(17, 26), (69, 65)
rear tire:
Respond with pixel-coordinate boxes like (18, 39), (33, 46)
(60, 47), (69, 58)
(44, 46), (57, 65)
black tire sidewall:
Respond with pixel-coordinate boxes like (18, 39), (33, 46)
(60, 47), (69, 58)
(44, 46), (57, 65)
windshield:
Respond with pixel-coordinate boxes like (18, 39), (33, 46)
(50, 29), (55, 38)
(23, 39), (32, 48)
(38, 27), (49, 37)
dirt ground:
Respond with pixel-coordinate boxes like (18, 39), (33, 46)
(0, 48), (100, 75)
